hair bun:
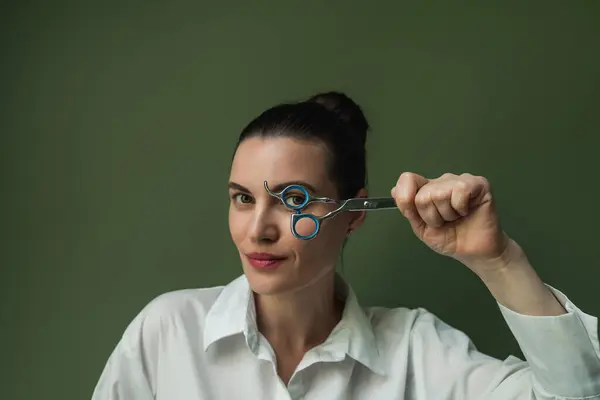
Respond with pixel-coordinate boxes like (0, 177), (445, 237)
(307, 91), (369, 144)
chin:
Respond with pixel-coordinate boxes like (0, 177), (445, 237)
(241, 264), (299, 296)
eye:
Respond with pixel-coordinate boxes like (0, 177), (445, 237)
(232, 193), (253, 204)
(283, 193), (306, 207)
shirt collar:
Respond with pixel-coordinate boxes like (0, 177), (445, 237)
(203, 274), (386, 376)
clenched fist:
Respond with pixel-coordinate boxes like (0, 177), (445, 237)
(392, 172), (509, 271)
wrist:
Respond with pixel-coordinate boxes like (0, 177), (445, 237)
(466, 238), (566, 316)
(464, 234), (528, 281)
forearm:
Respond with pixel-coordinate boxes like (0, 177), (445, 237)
(467, 237), (566, 316)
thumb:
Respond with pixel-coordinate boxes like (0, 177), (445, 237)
(391, 186), (425, 235)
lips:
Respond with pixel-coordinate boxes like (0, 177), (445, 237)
(246, 252), (287, 269)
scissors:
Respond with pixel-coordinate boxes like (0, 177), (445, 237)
(264, 181), (398, 240)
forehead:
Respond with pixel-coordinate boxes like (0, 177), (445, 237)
(230, 137), (334, 194)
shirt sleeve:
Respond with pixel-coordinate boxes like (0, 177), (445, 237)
(408, 285), (600, 399)
(496, 284), (600, 398)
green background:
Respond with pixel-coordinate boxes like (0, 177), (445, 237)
(2, 2), (599, 399)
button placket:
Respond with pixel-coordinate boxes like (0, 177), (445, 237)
(287, 371), (306, 400)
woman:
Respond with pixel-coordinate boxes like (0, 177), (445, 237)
(92, 92), (600, 399)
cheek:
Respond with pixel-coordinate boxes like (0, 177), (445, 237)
(295, 216), (348, 262)
(320, 210), (352, 237)
(228, 208), (246, 244)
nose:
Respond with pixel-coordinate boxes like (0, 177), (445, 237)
(248, 204), (280, 244)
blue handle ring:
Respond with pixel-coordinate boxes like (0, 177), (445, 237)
(291, 213), (320, 240)
(280, 185), (310, 210)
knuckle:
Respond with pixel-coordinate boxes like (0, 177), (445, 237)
(395, 195), (410, 206)
(415, 191), (431, 206)
(398, 171), (415, 182)
(430, 189), (447, 202)
(454, 180), (469, 192)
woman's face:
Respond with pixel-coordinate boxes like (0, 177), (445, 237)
(228, 136), (364, 296)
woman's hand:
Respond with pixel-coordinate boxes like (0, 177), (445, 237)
(392, 172), (565, 315)
(391, 172), (512, 275)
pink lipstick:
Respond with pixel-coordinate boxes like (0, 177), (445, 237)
(246, 252), (287, 270)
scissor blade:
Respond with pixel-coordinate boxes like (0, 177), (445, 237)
(342, 197), (397, 211)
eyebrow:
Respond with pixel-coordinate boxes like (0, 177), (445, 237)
(228, 180), (320, 194)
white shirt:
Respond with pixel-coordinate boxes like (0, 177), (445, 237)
(92, 274), (600, 399)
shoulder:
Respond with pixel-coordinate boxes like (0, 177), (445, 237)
(362, 304), (486, 373)
(364, 304), (462, 346)
(364, 304), (427, 330)
(119, 285), (226, 348)
(143, 285), (225, 319)
(366, 303), (487, 366)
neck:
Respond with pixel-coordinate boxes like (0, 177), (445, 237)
(254, 272), (343, 354)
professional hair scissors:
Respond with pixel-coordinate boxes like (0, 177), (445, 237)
(264, 181), (397, 240)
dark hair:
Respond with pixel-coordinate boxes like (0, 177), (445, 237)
(234, 92), (369, 199)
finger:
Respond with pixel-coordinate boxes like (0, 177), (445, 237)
(392, 172), (429, 217)
(450, 181), (471, 217)
(460, 173), (492, 206)
(415, 189), (445, 227)
(431, 186), (461, 221)
(403, 204), (426, 234)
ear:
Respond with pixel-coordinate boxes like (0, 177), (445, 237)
(347, 188), (368, 235)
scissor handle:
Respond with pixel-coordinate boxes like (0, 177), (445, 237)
(291, 213), (320, 240)
(264, 181), (337, 211)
